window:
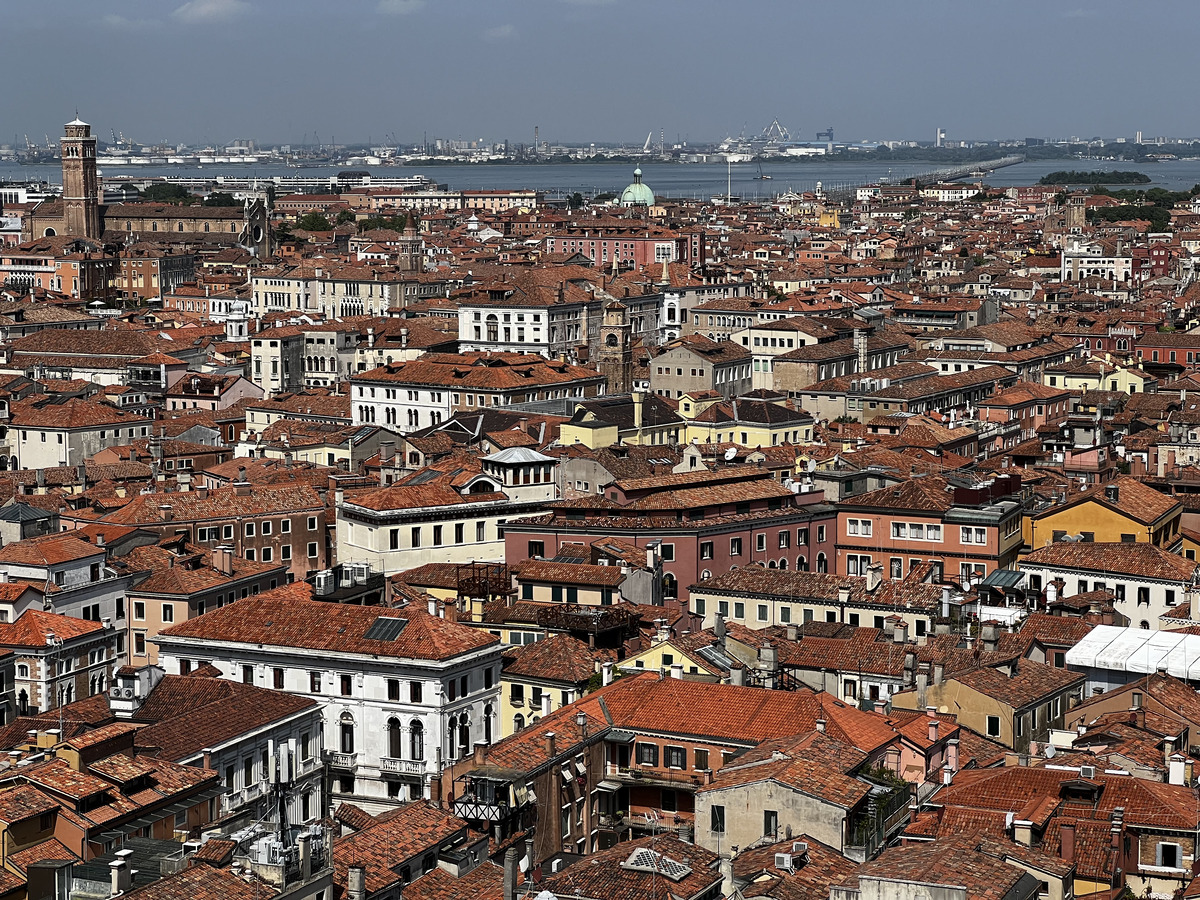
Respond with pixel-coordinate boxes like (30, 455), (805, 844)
(273, 668), (284, 689)
(635, 743), (659, 766)
(664, 745), (686, 769)
(757, 604), (768, 622)
(711, 805), (726, 834)
(388, 679), (400, 701)
(411, 527), (421, 548)
(262, 521), (272, 536)
(986, 715), (1001, 737)
(660, 543), (675, 562)
(1137, 587), (1150, 606)
(340, 674), (352, 696)
(764, 809), (778, 838)
(778, 531), (790, 549)
(308, 542), (318, 558)
(133, 601), (146, 621)
(730, 537), (742, 556)
(308, 516), (318, 531)
(245, 523), (255, 537)
(694, 748), (709, 770)
(734, 602), (745, 619)
(242, 665), (254, 685)
(1158, 843), (1181, 870)
(528, 540), (545, 559)
(134, 633), (146, 655)
(410, 681), (423, 703)
(700, 541), (713, 560)
(756, 533), (766, 552)
(310, 672), (321, 693)
(661, 789), (678, 812)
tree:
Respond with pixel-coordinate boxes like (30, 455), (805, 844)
(569, 192), (585, 210)
(203, 192), (239, 207)
(296, 212), (331, 232)
(335, 209), (357, 225)
(142, 183), (193, 203)
(358, 214), (407, 233)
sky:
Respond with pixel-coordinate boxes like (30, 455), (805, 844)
(3, 0), (1198, 148)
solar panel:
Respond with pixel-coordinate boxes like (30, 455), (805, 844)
(363, 617), (408, 641)
(623, 847), (692, 881)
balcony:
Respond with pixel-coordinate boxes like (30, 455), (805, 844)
(380, 757), (427, 777)
(605, 763), (706, 789)
(327, 751), (358, 771)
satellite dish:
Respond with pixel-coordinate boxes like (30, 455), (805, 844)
(1044, 745), (1056, 759)
(724, 447), (737, 461)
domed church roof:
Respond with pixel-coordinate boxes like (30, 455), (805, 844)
(619, 167), (655, 207)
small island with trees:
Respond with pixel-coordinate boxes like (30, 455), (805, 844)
(1039, 170), (1151, 185)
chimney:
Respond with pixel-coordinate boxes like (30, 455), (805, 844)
(670, 663), (684, 680)
(503, 848), (519, 900)
(981, 623), (999, 653)
(298, 831), (312, 881)
(110, 850), (133, 897)
(815, 718), (826, 733)
(933, 662), (945, 686)
(543, 731), (556, 757)
(428, 597), (438, 617)
(201, 748), (213, 770)
(786, 624), (798, 641)
(541, 692), (552, 717)
(473, 741), (487, 765)
(714, 612), (726, 646)
(1060, 821), (1076, 863)
(348, 865), (366, 900)
(893, 620), (908, 644)
(720, 856), (735, 899)
(837, 586), (851, 607)
(213, 545), (233, 576)
(157, 504), (173, 522)
(928, 718), (939, 742)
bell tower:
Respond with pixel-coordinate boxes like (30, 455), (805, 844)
(596, 299), (633, 395)
(61, 118), (100, 238)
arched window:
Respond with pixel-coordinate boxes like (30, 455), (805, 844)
(177, 223), (184, 232)
(767, 560), (777, 569)
(204, 223), (210, 233)
(339, 712), (355, 754)
(43, 228), (56, 237)
(387, 717), (402, 759)
(779, 558), (788, 570)
(662, 573), (677, 599)
(484, 703), (493, 744)
(513, 714), (525, 731)
(446, 715), (457, 759)
(458, 716), (470, 758)
(1140, 620), (1151, 629)
(816, 553), (828, 573)
(797, 555), (808, 571)
(410, 721), (424, 760)
(605, 333), (618, 347)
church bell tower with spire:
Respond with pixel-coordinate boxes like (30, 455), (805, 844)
(61, 117), (100, 239)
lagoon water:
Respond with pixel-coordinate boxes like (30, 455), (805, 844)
(4, 157), (1200, 199)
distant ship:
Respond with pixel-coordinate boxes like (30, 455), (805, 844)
(755, 164), (772, 181)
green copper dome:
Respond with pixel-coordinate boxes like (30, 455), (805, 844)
(619, 167), (655, 206)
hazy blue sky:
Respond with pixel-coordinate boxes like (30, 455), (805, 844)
(3, 0), (1196, 147)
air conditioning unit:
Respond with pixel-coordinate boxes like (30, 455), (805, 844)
(792, 842), (808, 854)
(1080, 765), (1096, 779)
(109, 687), (123, 699)
(122, 687), (135, 699)
(774, 853), (794, 872)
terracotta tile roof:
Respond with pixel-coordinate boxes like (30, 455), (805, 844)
(950, 660), (1084, 710)
(699, 731), (870, 809)
(537, 833), (720, 900)
(157, 594), (497, 661)
(101, 482), (324, 525)
(503, 634), (615, 684)
(403, 861), (507, 900)
(129, 674), (318, 763)
(332, 803), (472, 895)
(121, 864), (272, 900)
(0, 533), (104, 566)
(731, 835), (856, 900)
(0, 609), (107, 649)
(840, 841), (1036, 900)
(0, 784), (60, 824)
(1021, 542), (1199, 582)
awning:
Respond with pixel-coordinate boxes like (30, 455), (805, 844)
(606, 730), (636, 744)
(979, 569), (1024, 590)
(595, 780), (622, 792)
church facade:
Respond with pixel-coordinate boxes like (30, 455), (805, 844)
(23, 118), (272, 259)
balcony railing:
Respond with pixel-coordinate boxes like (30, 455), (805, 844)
(327, 751), (357, 770)
(380, 757), (427, 777)
(605, 763), (705, 788)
